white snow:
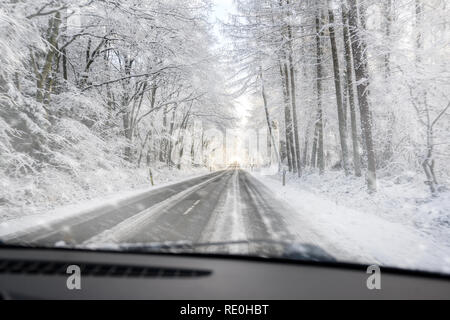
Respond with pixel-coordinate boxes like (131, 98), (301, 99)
(0, 167), (209, 240)
(250, 167), (450, 274)
(199, 169), (248, 253)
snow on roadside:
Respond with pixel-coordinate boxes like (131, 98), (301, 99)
(0, 166), (209, 239)
(251, 168), (450, 274)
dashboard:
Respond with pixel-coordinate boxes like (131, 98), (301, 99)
(0, 247), (449, 300)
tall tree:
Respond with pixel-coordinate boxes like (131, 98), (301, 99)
(383, 0), (393, 78)
(280, 62), (294, 172)
(285, 0), (302, 176)
(260, 67), (282, 170)
(282, 61), (298, 173)
(342, 3), (362, 177)
(327, 2), (351, 175)
(314, 9), (325, 175)
(348, 0), (377, 192)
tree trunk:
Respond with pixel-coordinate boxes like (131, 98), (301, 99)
(423, 117), (438, 196)
(315, 11), (325, 175)
(287, 23), (302, 177)
(122, 58), (134, 161)
(36, 12), (61, 104)
(123, 113), (132, 161)
(167, 108), (176, 167)
(328, 3), (351, 176)
(415, 0), (424, 65)
(342, 4), (362, 177)
(62, 48), (68, 81)
(415, 0), (428, 121)
(311, 124), (318, 168)
(260, 67), (281, 171)
(280, 62), (295, 172)
(159, 107), (168, 163)
(383, 0), (393, 78)
(348, 0), (377, 192)
(302, 119), (311, 171)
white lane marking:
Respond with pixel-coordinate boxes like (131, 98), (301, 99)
(183, 200), (201, 216)
(82, 171), (229, 244)
(198, 169), (247, 255)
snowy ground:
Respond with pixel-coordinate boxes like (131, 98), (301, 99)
(0, 165), (208, 236)
(251, 167), (450, 274)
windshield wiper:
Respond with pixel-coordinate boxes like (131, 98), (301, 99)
(0, 238), (336, 263)
(82, 239), (337, 263)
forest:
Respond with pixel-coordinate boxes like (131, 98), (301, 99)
(0, 0), (236, 216)
(225, 0), (449, 196)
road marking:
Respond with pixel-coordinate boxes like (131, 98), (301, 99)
(183, 200), (201, 216)
(82, 171), (228, 245)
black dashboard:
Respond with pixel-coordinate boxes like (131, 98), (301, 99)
(0, 247), (449, 300)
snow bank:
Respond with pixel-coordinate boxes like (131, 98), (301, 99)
(0, 165), (209, 237)
(252, 169), (450, 274)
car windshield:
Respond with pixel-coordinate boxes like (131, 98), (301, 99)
(0, 0), (449, 277)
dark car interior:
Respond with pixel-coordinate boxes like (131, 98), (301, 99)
(1, 246), (449, 300)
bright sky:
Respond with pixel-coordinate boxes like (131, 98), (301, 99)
(212, 0), (252, 127)
(210, 0), (236, 44)
(212, 0), (236, 21)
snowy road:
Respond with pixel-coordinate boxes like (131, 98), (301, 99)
(11, 169), (296, 252)
(7, 168), (450, 274)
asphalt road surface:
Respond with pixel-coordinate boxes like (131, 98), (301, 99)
(10, 169), (298, 254)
